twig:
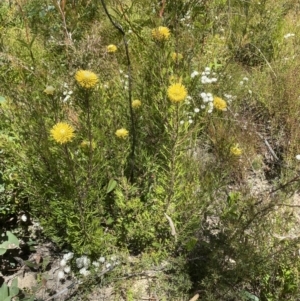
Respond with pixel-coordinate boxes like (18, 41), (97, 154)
(189, 293), (200, 301)
(256, 132), (279, 161)
(164, 213), (177, 241)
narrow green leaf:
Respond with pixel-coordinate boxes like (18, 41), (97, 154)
(107, 179), (117, 194)
(24, 260), (38, 269)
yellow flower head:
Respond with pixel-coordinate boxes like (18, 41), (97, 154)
(132, 99), (142, 109)
(171, 52), (183, 61)
(107, 44), (117, 53)
(115, 128), (129, 139)
(213, 96), (227, 111)
(167, 83), (187, 103)
(230, 144), (243, 156)
(50, 122), (75, 144)
(152, 26), (170, 41)
(75, 70), (99, 89)
(44, 85), (55, 95)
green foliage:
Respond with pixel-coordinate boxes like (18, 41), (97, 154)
(2, 0), (300, 299)
(0, 231), (19, 255)
(0, 278), (19, 301)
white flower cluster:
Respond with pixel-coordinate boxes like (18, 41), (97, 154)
(57, 252), (74, 280)
(61, 82), (73, 103)
(75, 255), (119, 278)
(223, 93), (235, 104)
(119, 69), (129, 90)
(199, 92), (214, 113)
(180, 11), (193, 29)
(284, 33), (295, 39)
(76, 255), (91, 277)
(239, 76), (249, 86)
(180, 96), (201, 125)
(201, 67), (217, 84)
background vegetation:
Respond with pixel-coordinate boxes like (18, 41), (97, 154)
(1, 0), (300, 300)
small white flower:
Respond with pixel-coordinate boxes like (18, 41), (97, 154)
(194, 108), (200, 113)
(57, 271), (65, 280)
(208, 109), (213, 114)
(205, 67), (211, 72)
(180, 120), (184, 125)
(82, 256), (90, 268)
(200, 92), (206, 99)
(63, 252), (74, 261)
(296, 155), (300, 161)
(191, 71), (199, 78)
(98, 257), (105, 263)
(248, 90), (252, 94)
(239, 81), (244, 85)
(92, 261), (100, 268)
(128, 30), (133, 34)
(201, 76), (209, 84)
(201, 105), (206, 109)
(68, 91), (73, 95)
(63, 95), (71, 102)
(76, 257), (84, 268)
(64, 266), (71, 273)
(79, 267), (90, 277)
(60, 259), (67, 267)
(106, 263), (112, 269)
(243, 77), (249, 81)
(21, 214), (27, 222)
(188, 119), (193, 124)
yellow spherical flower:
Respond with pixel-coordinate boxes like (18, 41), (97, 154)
(171, 52), (183, 61)
(107, 44), (117, 53)
(132, 99), (142, 109)
(44, 85), (55, 95)
(230, 144), (243, 156)
(75, 70), (99, 89)
(152, 26), (170, 41)
(50, 122), (75, 144)
(115, 128), (129, 139)
(213, 96), (227, 111)
(167, 83), (187, 103)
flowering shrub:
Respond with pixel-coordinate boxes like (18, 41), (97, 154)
(1, 0), (300, 300)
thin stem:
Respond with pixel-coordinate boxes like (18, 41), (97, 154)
(100, 0), (136, 182)
(64, 144), (85, 233)
(86, 92), (93, 184)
